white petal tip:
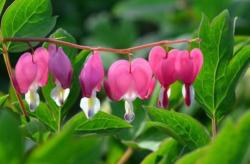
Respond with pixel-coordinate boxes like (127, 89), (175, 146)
(25, 89), (40, 112)
(80, 96), (100, 119)
(51, 84), (70, 106)
(124, 100), (135, 123)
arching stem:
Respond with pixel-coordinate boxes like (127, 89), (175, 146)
(3, 37), (201, 55)
(1, 42), (29, 121)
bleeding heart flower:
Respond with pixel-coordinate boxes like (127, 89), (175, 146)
(149, 46), (203, 107)
(15, 47), (49, 111)
(79, 51), (104, 119)
(175, 48), (203, 106)
(48, 44), (73, 106)
(149, 46), (178, 108)
(104, 58), (155, 122)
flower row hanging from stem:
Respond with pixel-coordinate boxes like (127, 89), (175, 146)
(2, 37), (202, 122)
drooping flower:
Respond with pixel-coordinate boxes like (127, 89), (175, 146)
(79, 51), (104, 119)
(15, 48), (49, 111)
(48, 44), (73, 106)
(149, 46), (203, 107)
(149, 46), (178, 108)
(104, 58), (155, 122)
(175, 48), (203, 106)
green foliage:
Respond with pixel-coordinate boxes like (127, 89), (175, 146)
(76, 111), (132, 133)
(114, 0), (174, 22)
(176, 147), (208, 164)
(26, 127), (103, 164)
(23, 118), (51, 143)
(31, 102), (57, 132)
(146, 108), (210, 150)
(0, 0), (5, 16)
(1, 0), (56, 52)
(0, 110), (24, 164)
(194, 10), (250, 118)
(177, 112), (250, 164)
(142, 138), (182, 164)
(193, 0), (231, 19)
(0, 94), (8, 107)
(133, 123), (169, 151)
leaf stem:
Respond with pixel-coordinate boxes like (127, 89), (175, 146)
(118, 147), (133, 164)
(3, 37), (201, 55)
(212, 114), (217, 139)
(1, 41), (29, 121)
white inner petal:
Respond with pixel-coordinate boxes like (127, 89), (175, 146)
(25, 84), (40, 112)
(124, 100), (135, 123)
(167, 88), (171, 98)
(80, 93), (100, 119)
(182, 85), (195, 105)
(51, 82), (70, 106)
(182, 85), (186, 98)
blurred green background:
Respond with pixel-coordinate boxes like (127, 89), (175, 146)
(0, 0), (250, 163)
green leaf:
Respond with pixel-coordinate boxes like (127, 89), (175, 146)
(234, 36), (250, 54)
(27, 127), (103, 164)
(1, 0), (56, 52)
(146, 108), (210, 150)
(0, 110), (24, 164)
(199, 112), (250, 164)
(63, 112), (87, 130)
(176, 147), (208, 164)
(31, 102), (57, 132)
(194, 10), (235, 117)
(218, 46), (250, 117)
(76, 111), (132, 133)
(23, 118), (51, 143)
(177, 111), (250, 164)
(142, 138), (182, 164)
(133, 122), (168, 151)
(0, 0), (6, 16)
(0, 94), (8, 107)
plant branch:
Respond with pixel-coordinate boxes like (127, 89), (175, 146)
(3, 37), (201, 54)
(118, 147), (133, 164)
(1, 42), (29, 121)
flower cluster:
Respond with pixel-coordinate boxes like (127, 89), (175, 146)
(149, 46), (203, 108)
(14, 44), (203, 122)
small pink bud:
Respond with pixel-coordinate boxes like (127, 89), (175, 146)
(48, 44), (73, 89)
(79, 51), (104, 118)
(79, 51), (104, 97)
(48, 44), (73, 106)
